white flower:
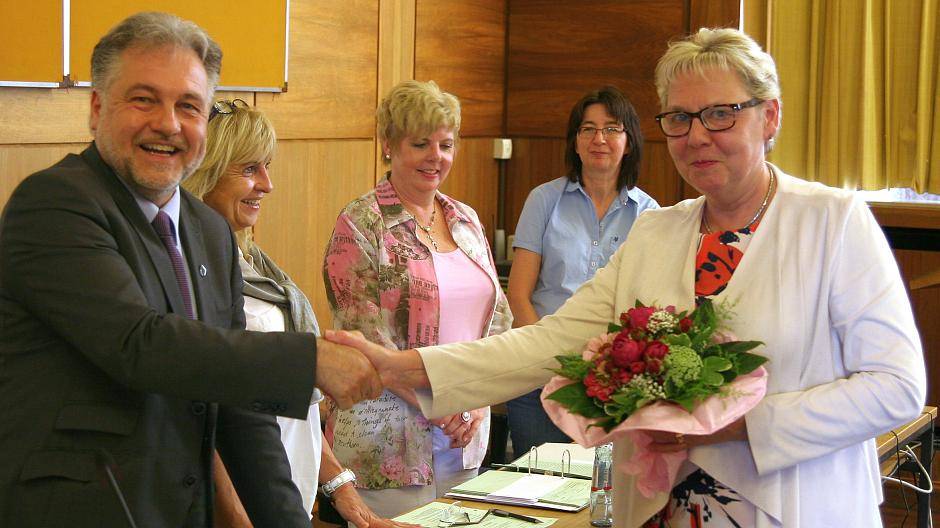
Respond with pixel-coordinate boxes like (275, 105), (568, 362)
(646, 310), (678, 334)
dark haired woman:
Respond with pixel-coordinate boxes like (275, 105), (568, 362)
(505, 86), (658, 455)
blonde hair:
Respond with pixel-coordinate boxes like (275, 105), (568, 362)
(655, 28), (780, 109)
(376, 80), (461, 152)
(184, 102), (276, 251)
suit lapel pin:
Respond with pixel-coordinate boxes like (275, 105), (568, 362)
(199, 265), (207, 277)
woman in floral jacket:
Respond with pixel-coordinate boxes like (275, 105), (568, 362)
(322, 80), (512, 517)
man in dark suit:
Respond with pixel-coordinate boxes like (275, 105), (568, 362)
(0, 12), (381, 527)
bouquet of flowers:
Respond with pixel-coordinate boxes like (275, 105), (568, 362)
(541, 299), (768, 497)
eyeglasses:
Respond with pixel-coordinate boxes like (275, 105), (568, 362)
(576, 126), (626, 140)
(209, 98), (250, 121)
(439, 502), (487, 527)
(655, 98), (763, 137)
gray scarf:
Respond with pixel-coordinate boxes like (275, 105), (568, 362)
(242, 245), (320, 336)
(243, 245), (322, 403)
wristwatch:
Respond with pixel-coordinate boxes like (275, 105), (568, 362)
(320, 468), (356, 500)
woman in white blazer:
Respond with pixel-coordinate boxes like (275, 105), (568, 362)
(327, 28), (926, 527)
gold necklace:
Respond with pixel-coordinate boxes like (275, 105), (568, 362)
(411, 207), (439, 251)
(703, 169), (776, 234)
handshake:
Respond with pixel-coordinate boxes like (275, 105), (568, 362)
(313, 330), (429, 410)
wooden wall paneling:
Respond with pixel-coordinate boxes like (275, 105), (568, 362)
(503, 137), (566, 235)
(0, 143), (87, 206)
(438, 137), (500, 243)
(894, 249), (940, 407)
(505, 0), (685, 139)
(252, 139), (375, 327)
(376, 0), (417, 183)
(256, 0), (378, 140)
(870, 203), (940, 230)
(378, 0), (417, 100)
(638, 139), (683, 206)
(0, 87), (92, 145)
(689, 0), (741, 31)
(415, 0), (506, 137)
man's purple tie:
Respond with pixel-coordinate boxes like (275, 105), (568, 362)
(152, 211), (195, 319)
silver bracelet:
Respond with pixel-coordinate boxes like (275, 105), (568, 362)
(320, 468), (356, 500)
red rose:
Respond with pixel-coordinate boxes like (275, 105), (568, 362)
(680, 317), (693, 332)
(615, 369), (633, 384)
(630, 361), (646, 374)
(645, 358), (662, 374)
(665, 305), (676, 314)
(611, 333), (644, 367)
(627, 306), (655, 330)
(645, 341), (668, 359)
(619, 312), (631, 327)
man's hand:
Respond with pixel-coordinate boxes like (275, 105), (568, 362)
(323, 330), (431, 390)
(315, 337), (382, 409)
(430, 408), (486, 448)
(331, 484), (421, 528)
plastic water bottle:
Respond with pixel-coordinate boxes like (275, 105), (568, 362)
(590, 443), (613, 527)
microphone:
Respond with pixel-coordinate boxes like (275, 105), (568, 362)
(96, 449), (139, 528)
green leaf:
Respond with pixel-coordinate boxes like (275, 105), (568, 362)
(672, 395), (697, 413)
(550, 354), (592, 380)
(663, 333), (692, 347)
(608, 323), (623, 333)
(545, 383), (607, 418)
(733, 351), (768, 375)
(700, 344), (721, 357)
(717, 340), (763, 355)
(591, 416), (620, 432)
(701, 370), (724, 387)
(703, 356), (732, 372)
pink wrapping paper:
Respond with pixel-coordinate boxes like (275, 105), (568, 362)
(541, 366), (767, 498)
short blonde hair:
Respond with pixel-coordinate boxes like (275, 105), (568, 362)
(184, 103), (276, 200)
(655, 28), (780, 108)
(376, 80), (461, 151)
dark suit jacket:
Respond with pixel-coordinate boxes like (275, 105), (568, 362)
(0, 144), (318, 527)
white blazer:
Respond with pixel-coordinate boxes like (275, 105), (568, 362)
(416, 167), (926, 527)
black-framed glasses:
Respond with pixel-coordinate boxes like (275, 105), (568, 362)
(209, 98), (250, 121)
(576, 126), (626, 140)
(655, 98), (763, 137)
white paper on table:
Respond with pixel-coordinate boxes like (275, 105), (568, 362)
(487, 474), (568, 503)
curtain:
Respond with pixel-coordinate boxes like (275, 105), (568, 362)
(757, 0), (939, 193)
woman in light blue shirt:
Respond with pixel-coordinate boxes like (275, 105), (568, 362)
(506, 86), (659, 455)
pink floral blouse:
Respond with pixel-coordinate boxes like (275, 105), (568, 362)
(323, 177), (512, 489)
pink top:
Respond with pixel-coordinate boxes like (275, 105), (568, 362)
(432, 248), (496, 343)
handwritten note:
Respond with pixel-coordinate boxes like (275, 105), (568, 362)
(333, 391), (408, 452)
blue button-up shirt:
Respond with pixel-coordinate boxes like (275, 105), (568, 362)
(512, 176), (659, 318)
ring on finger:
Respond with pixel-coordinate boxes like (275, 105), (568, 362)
(461, 411), (471, 423)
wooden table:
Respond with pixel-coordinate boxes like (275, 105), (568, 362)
(432, 498), (588, 528)
(420, 410), (938, 528)
(877, 406), (937, 528)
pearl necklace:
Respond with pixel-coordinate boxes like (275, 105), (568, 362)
(411, 207), (439, 251)
(703, 168), (776, 234)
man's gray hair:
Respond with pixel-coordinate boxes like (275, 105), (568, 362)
(91, 12), (222, 95)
